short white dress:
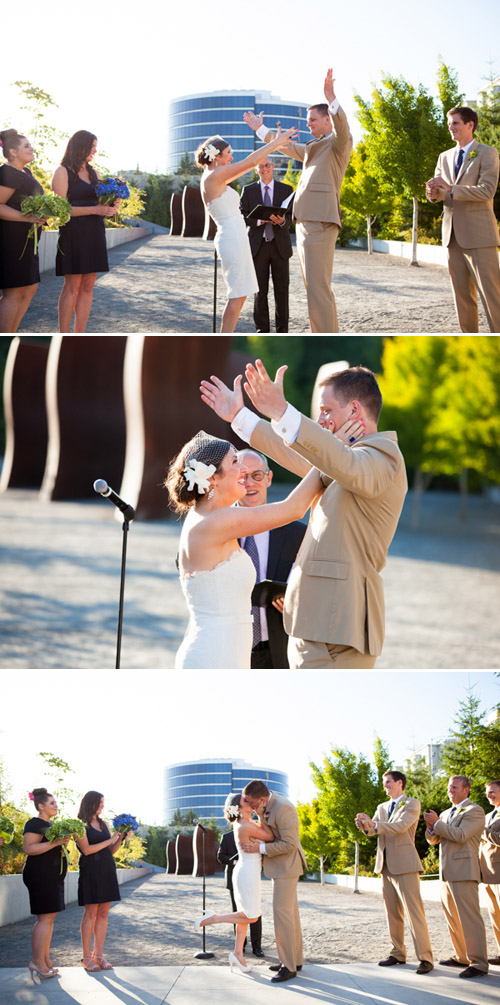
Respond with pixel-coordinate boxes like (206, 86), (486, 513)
(206, 184), (259, 300)
(233, 822), (262, 918)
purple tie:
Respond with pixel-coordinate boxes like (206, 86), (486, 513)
(263, 185), (274, 242)
(243, 536), (261, 647)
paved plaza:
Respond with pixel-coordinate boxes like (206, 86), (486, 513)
(1, 874), (499, 1004)
(0, 485), (499, 670)
(17, 235), (492, 334)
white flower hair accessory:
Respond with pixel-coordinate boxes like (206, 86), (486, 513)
(204, 143), (220, 162)
(183, 458), (216, 494)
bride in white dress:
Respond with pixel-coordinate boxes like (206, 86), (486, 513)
(165, 429), (323, 670)
(196, 125), (297, 333)
(195, 793), (273, 975)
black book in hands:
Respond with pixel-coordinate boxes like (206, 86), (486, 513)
(251, 579), (287, 607)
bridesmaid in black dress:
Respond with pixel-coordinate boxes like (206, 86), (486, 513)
(22, 787), (73, 981)
(76, 790), (128, 971)
(52, 131), (118, 333)
(0, 129), (47, 333)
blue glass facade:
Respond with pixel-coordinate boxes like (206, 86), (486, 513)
(168, 90), (311, 175)
(164, 758), (289, 827)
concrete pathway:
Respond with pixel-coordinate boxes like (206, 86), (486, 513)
(17, 235), (491, 333)
(1, 963), (499, 1005)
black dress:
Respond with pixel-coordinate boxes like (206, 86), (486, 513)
(78, 822), (120, 905)
(22, 817), (66, 915)
(0, 165), (43, 289)
(56, 167), (109, 276)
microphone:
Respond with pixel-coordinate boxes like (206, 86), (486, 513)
(93, 479), (135, 521)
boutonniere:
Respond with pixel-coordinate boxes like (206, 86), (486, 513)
(469, 151), (477, 160)
(457, 806), (466, 814)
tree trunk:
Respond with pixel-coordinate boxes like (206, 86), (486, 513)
(353, 840), (360, 893)
(459, 467), (469, 522)
(320, 854), (325, 886)
(410, 195), (419, 266)
(367, 214), (373, 254)
(411, 466), (434, 529)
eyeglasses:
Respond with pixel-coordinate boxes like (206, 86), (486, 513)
(241, 470), (269, 482)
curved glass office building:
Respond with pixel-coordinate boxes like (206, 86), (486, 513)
(164, 758), (289, 827)
(168, 90), (311, 174)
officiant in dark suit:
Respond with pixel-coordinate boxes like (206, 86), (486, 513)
(240, 159), (294, 333)
(237, 448), (306, 668)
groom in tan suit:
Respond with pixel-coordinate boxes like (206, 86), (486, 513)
(244, 69), (352, 333)
(356, 770), (433, 974)
(424, 775), (488, 979)
(242, 780), (306, 984)
(426, 106), (500, 333)
(201, 360), (407, 669)
(480, 778), (500, 965)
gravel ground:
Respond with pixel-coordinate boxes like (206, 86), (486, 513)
(1, 872), (498, 970)
(17, 236), (492, 333)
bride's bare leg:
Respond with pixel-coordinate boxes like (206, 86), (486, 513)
(202, 910), (256, 926)
(234, 922), (248, 965)
(220, 296), (246, 333)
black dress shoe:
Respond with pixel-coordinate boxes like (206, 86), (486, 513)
(459, 966), (487, 979)
(416, 961), (433, 974)
(270, 964), (302, 972)
(378, 956), (405, 967)
(488, 956), (500, 965)
(253, 948), (265, 957)
(271, 967), (296, 983)
(439, 958), (467, 967)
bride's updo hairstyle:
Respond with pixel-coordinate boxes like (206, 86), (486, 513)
(195, 135), (229, 168)
(165, 430), (233, 514)
(224, 793), (242, 823)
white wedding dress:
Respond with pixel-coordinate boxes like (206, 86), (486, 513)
(206, 183), (259, 299)
(175, 549), (256, 669)
(233, 822), (262, 918)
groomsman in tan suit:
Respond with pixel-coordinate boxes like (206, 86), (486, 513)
(241, 780), (306, 984)
(426, 106), (500, 333)
(480, 779), (500, 965)
(355, 770), (433, 974)
(244, 69), (352, 333)
(201, 360), (407, 669)
(424, 775), (488, 978)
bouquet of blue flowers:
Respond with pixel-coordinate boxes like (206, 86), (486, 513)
(20, 193), (72, 256)
(95, 177), (130, 205)
(0, 816), (15, 844)
(112, 813), (138, 838)
(45, 817), (85, 873)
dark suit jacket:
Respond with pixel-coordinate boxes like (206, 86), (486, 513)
(217, 830), (239, 892)
(240, 181), (294, 259)
(266, 521), (306, 668)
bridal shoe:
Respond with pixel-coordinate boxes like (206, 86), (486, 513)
(194, 910), (215, 932)
(229, 952), (253, 974)
(28, 962), (55, 981)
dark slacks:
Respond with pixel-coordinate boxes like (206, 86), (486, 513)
(253, 239), (290, 333)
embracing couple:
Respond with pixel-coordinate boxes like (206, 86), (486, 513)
(166, 359), (407, 670)
(195, 780), (305, 983)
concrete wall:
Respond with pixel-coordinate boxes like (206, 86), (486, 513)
(38, 226), (153, 274)
(350, 238), (448, 266)
(0, 866), (151, 927)
(304, 872), (492, 906)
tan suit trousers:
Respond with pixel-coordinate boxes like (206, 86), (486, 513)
(485, 883), (500, 952)
(381, 866), (433, 963)
(448, 232), (500, 333)
(272, 875), (303, 972)
(288, 636), (377, 669)
(296, 221), (339, 333)
(441, 880), (488, 971)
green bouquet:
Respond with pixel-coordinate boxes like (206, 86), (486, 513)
(20, 193), (72, 256)
(45, 817), (85, 873)
(0, 816), (15, 844)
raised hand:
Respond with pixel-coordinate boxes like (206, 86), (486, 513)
(324, 68), (336, 104)
(243, 110), (264, 132)
(200, 374), (244, 423)
(244, 359), (288, 421)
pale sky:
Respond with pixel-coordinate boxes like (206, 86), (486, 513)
(1, 0), (499, 174)
(1, 671), (497, 826)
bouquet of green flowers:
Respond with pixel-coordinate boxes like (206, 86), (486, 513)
(45, 817), (85, 873)
(0, 816), (15, 844)
(20, 193), (72, 256)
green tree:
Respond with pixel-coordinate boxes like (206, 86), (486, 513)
(340, 141), (393, 252)
(439, 687), (500, 803)
(12, 81), (68, 189)
(297, 798), (339, 879)
(37, 752), (80, 816)
(283, 160), (302, 190)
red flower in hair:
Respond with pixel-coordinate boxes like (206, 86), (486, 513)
(28, 792), (34, 801)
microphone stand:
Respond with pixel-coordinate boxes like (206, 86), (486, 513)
(115, 517), (131, 670)
(194, 824), (215, 959)
(212, 251), (218, 333)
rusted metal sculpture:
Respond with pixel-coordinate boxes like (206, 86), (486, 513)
(192, 825), (218, 877)
(175, 833), (194, 875)
(0, 337), (49, 492)
(181, 186), (205, 238)
(169, 193), (183, 236)
(166, 840), (177, 874)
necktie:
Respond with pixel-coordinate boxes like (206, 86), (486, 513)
(455, 148), (465, 179)
(243, 536), (261, 647)
(389, 801), (396, 818)
(449, 806), (457, 821)
(263, 185), (274, 242)
(491, 809), (498, 820)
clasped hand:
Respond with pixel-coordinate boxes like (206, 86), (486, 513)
(423, 809), (438, 829)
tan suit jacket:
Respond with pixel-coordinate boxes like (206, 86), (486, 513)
(426, 798), (485, 882)
(433, 141), (500, 249)
(262, 793), (307, 880)
(266, 107), (352, 226)
(251, 417), (407, 655)
(480, 809), (500, 884)
(366, 797), (423, 875)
